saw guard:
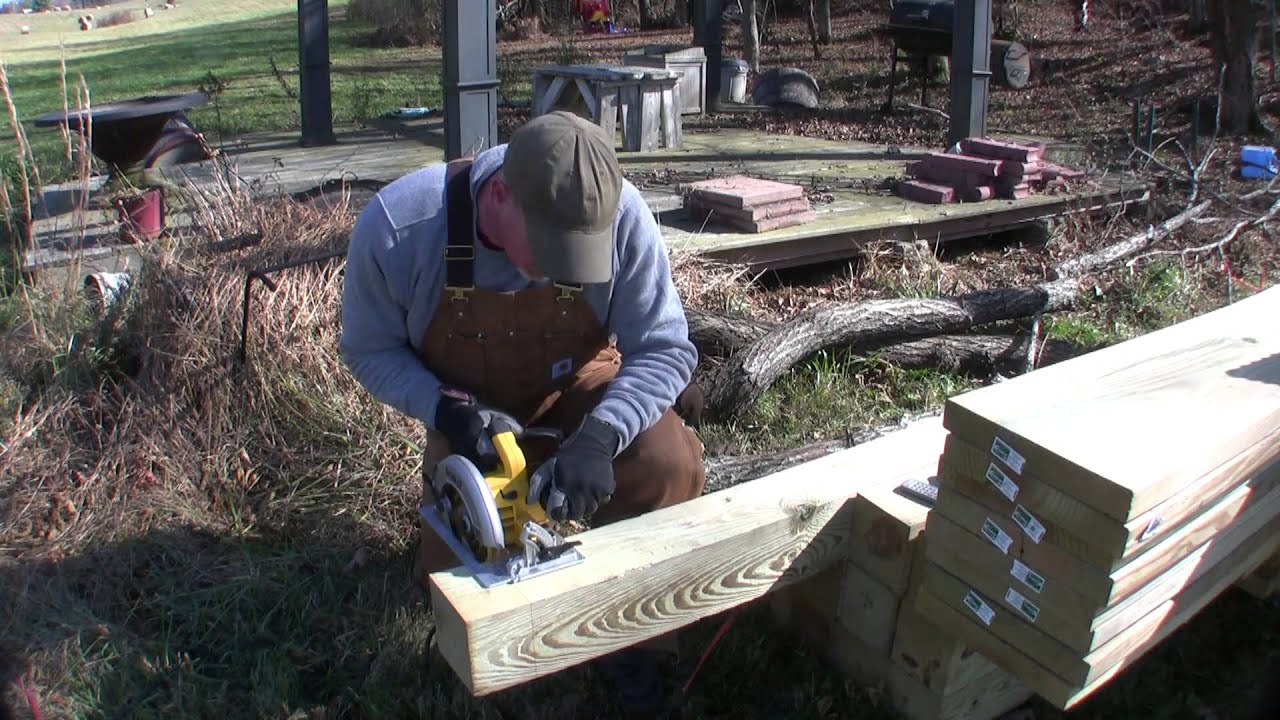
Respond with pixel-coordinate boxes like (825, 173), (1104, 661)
(432, 454), (505, 553)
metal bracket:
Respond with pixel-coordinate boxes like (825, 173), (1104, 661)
(420, 507), (586, 589)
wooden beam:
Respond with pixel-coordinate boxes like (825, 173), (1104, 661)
(428, 416), (948, 696)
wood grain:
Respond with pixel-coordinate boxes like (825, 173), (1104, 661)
(943, 285), (1280, 521)
(429, 416), (947, 696)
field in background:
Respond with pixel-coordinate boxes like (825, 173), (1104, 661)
(0, 0), (444, 175)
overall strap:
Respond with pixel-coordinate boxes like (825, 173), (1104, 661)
(444, 160), (475, 297)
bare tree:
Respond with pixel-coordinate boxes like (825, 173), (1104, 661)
(1206, 0), (1264, 135)
(818, 0), (832, 43)
(742, 0), (761, 72)
(637, 0), (654, 28)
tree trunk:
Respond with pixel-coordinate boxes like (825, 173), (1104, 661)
(703, 280), (1081, 420)
(741, 0), (761, 72)
(673, 0), (689, 27)
(1208, 0), (1262, 134)
(687, 309), (1080, 369)
(818, 0), (832, 43)
(638, 0), (654, 29)
(805, 0), (821, 58)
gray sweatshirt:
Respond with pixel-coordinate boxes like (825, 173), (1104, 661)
(339, 144), (698, 452)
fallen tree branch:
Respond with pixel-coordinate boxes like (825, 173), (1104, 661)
(705, 280), (1080, 420)
(1052, 199), (1213, 278)
(1126, 196), (1280, 268)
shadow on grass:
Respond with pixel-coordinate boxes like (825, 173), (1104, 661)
(0, 520), (920, 719)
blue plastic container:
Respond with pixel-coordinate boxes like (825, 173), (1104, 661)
(1241, 145), (1277, 179)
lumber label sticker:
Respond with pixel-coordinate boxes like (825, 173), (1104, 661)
(1005, 587), (1040, 623)
(1012, 505), (1047, 544)
(964, 590), (996, 626)
(981, 518), (1014, 554)
(1010, 558), (1046, 594)
(990, 436), (1026, 474)
(1138, 516), (1163, 543)
(985, 463), (1020, 502)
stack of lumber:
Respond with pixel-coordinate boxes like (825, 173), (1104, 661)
(682, 175), (817, 233)
(898, 137), (1086, 205)
(913, 285), (1280, 710)
(771, 415), (1034, 720)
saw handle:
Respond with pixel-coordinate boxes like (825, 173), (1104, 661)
(489, 431), (527, 479)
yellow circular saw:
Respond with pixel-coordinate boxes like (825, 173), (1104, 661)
(422, 426), (586, 588)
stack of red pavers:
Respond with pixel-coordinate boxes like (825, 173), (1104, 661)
(897, 137), (1087, 205)
(683, 176), (817, 233)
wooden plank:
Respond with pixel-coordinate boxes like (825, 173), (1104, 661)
(931, 471), (1116, 607)
(428, 416), (948, 696)
(931, 457), (1280, 622)
(913, 503), (1280, 709)
(943, 285), (1280, 521)
(924, 471), (1280, 655)
(941, 426), (1280, 570)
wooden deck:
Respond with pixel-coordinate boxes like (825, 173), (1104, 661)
(635, 129), (1148, 270)
(21, 118), (1147, 283)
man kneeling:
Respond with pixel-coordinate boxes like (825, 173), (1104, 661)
(339, 111), (706, 718)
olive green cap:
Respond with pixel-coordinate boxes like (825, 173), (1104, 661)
(504, 111), (622, 284)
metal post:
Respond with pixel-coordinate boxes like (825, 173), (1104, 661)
(947, 0), (992, 147)
(443, 0), (499, 160)
(298, 0), (335, 147)
(694, 0), (724, 112)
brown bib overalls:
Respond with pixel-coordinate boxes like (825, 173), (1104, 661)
(412, 159), (707, 585)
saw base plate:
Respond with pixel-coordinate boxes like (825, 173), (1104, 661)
(421, 505), (586, 589)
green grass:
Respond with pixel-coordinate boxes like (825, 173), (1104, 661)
(1, 0), (446, 179)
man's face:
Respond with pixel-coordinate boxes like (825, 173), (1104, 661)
(491, 174), (546, 281)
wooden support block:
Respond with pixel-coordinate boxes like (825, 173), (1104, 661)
(923, 151), (1004, 178)
(429, 416), (948, 696)
(900, 180), (955, 204)
(774, 564), (1032, 720)
(849, 487), (931, 596)
(838, 563), (902, 653)
(959, 137), (1043, 163)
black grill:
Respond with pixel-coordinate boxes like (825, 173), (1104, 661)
(883, 0), (956, 57)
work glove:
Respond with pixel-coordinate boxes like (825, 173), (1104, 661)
(527, 415), (620, 522)
(434, 387), (523, 472)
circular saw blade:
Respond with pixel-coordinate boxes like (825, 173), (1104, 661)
(432, 455), (505, 557)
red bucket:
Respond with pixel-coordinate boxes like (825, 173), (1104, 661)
(116, 188), (165, 242)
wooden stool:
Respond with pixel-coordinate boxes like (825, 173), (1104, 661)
(531, 64), (683, 152)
